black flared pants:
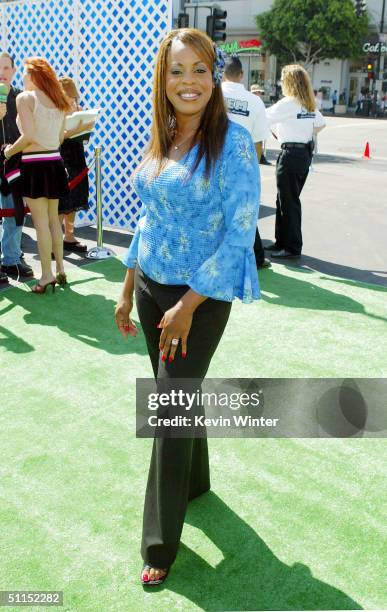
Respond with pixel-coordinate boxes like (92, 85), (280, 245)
(275, 147), (312, 255)
(134, 266), (232, 568)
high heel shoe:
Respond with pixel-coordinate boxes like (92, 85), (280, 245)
(31, 279), (56, 294)
(56, 272), (67, 286)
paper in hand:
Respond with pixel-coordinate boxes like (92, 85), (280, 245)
(65, 108), (100, 142)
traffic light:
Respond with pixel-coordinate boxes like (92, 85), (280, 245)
(367, 62), (374, 79)
(206, 5), (227, 42)
(355, 0), (367, 17)
(177, 12), (189, 28)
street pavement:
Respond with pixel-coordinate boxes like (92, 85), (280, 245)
(261, 115), (386, 286)
(1, 115), (386, 291)
(268, 114), (387, 160)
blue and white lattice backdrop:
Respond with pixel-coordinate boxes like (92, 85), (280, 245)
(0, 0), (172, 230)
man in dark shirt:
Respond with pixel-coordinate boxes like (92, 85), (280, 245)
(0, 51), (33, 281)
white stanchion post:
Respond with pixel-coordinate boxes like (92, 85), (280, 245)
(87, 146), (116, 259)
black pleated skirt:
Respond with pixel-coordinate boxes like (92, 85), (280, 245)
(21, 151), (69, 199)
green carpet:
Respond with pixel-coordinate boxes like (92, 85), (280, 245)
(0, 259), (386, 611)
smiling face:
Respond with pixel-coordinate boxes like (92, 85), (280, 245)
(0, 55), (16, 88)
(165, 39), (214, 122)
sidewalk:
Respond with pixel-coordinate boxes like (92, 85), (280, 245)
(321, 111), (387, 120)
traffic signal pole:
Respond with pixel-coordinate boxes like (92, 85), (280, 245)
(373, 0), (386, 114)
(182, 2), (227, 41)
(183, 3), (213, 29)
(376, 0), (386, 85)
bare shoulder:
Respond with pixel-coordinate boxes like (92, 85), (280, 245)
(16, 91), (35, 109)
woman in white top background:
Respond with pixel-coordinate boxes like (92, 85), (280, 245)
(265, 64), (326, 259)
(4, 58), (71, 293)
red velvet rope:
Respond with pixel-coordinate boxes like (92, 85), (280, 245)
(68, 166), (89, 191)
(0, 205), (30, 218)
(0, 166), (89, 218)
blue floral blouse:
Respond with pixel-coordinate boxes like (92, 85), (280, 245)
(123, 120), (261, 303)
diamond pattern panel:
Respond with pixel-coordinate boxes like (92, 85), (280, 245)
(0, 0), (171, 230)
(4, 0), (75, 78)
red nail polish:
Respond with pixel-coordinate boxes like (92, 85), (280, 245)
(142, 573), (149, 582)
(169, 356), (174, 362)
(182, 352), (187, 358)
(156, 324), (161, 328)
(161, 355), (166, 362)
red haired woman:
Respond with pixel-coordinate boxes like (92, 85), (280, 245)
(4, 58), (71, 293)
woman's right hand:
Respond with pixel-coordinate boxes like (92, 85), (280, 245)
(76, 119), (95, 134)
(66, 120), (95, 139)
(4, 144), (12, 160)
(115, 297), (138, 338)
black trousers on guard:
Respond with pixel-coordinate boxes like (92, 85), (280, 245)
(253, 227), (265, 266)
(275, 147), (312, 255)
(134, 266), (232, 569)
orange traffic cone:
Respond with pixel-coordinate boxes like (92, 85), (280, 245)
(363, 142), (370, 158)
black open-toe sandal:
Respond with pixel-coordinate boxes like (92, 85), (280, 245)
(140, 564), (169, 586)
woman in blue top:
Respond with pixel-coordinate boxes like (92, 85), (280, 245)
(115, 28), (260, 586)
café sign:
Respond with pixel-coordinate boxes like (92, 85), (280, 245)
(219, 39), (262, 54)
(363, 41), (387, 53)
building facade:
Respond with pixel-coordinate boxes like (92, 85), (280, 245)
(173, 0), (387, 109)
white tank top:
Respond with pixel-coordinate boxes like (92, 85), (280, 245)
(16, 91), (65, 150)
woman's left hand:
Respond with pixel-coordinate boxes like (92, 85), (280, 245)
(158, 302), (193, 362)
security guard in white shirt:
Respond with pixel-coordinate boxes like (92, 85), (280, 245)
(266, 64), (326, 258)
(222, 55), (271, 268)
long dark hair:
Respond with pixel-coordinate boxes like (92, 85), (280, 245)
(146, 28), (229, 178)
